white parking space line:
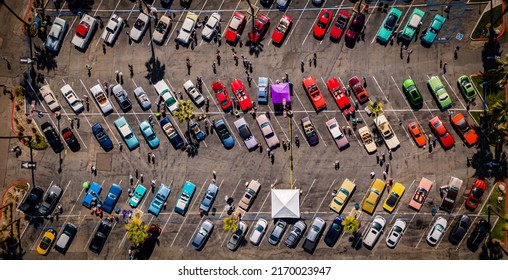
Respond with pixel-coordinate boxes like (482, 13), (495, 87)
(125, 3), (137, 21)
(299, 179), (316, 207)
(441, 75), (467, 110)
(411, 75), (435, 118)
(56, 1), (67, 17)
(216, 179), (242, 241)
(284, 0), (311, 46)
(301, 0), (327, 46)
(84, 221), (102, 251)
(390, 76), (428, 137)
(266, 104), (289, 140)
(93, 0), (104, 17)
(201, 78), (221, 112)
(415, 215), (437, 248)
(291, 116), (309, 147)
(313, 179), (336, 218)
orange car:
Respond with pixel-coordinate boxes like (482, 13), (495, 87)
(408, 121), (426, 147)
(303, 76), (326, 112)
(451, 113), (479, 147)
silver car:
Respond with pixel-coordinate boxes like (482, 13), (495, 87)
(285, 220), (307, 247)
(256, 114), (279, 149)
(385, 218), (406, 248)
(60, 84), (84, 113)
(202, 12), (220, 41)
(183, 80), (205, 107)
(363, 215), (386, 249)
(268, 219), (287, 246)
(427, 217), (447, 246)
(227, 221), (248, 251)
(133, 87), (151, 111)
(44, 17), (67, 52)
(191, 219), (214, 250)
(234, 117), (258, 150)
(101, 14), (123, 45)
(130, 13), (149, 42)
(249, 218), (268, 245)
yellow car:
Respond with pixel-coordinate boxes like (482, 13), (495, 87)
(362, 179), (386, 215)
(36, 229), (57, 255)
(383, 182), (406, 213)
(329, 179), (356, 214)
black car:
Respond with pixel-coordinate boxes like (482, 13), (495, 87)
(324, 216), (343, 247)
(19, 186), (44, 216)
(41, 121), (64, 153)
(89, 219), (113, 254)
(448, 214), (472, 245)
(467, 219), (491, 252)
(54, 223), (78, 254)
(37, 184), (63, 216)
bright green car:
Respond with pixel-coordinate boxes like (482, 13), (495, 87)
(402, 78), (423, 108)
(399, 8), (425, 42)
(427, 76), (452, 110)
(376, 8), (402, 44)
(421, 14), (445, 45)
(457, 75), (477, 102)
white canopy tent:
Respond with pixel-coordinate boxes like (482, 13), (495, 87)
(271, 189), (300, 218)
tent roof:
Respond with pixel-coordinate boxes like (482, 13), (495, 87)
(271, 189), (300, 218)
(271, 83), (291, 104)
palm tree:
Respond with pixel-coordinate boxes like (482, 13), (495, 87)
(223, 216), (238, 233)
(341, 215), (360, 234)
(367, 100), (384, 120)
(173, 99), (196, 145)
(489, 100), (508, 126)
(124, 217), (149, 246)
(488, 54), (508, 86)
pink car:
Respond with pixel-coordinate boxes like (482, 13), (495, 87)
(409, 177), (433, 211)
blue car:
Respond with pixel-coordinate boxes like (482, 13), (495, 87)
(257, 77), (269, 104)
(148, 184), (171, 216)
(139, 120), (160, 149)
(160, 117), (184, 150)
(92, 123), (114, 152)
(129, 184), (146, 208)
(190, 121), (206, 141)
(214, 119), (235, 149)
(82, 182), (102, 209)
(199, 183), (219, 214)
(101, 184), (122, 213)
(114, 116), (139, 150)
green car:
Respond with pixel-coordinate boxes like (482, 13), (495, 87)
(427, 76), (452, 110)
(399, 8), (425, 42)
(421, 14), (445, 46)
(376, 8), (402, 44)
(457, 75), (477, 102)
(402, 79), (423, 108)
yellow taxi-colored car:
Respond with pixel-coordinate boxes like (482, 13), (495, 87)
(37, 229), (57, 255)
(329, 179), (356, 214)
(362, 179), (386, 215)
(383, 182), (406, 213)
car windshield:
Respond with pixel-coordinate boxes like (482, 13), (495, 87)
(472, 188), (484, 197)
(385, 14), (397, 29)
(134, 19), (145, 31)
(156, 22), (168, 33)
(386, 193), (399, 207)
(40, 237), (52, 249)
(372, 222), (382, 231)
(217, 125), (229, 138)
(456, 119), (470, 133)
(239, 125), (252, 140)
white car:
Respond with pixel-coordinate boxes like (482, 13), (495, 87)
(325, 118), (349, 150)
(40, 85), (61, 112)
(90, 84), (113, 115)
(234, 117), (258, 150)
(426, 217), (447, 246)
(385, 218), (406, 248)
(71, 14), (97, 50)
(358, 125), (377, 154)
(249, 218), (268, 245)
(133, 87), (151, 111)
(60, 84), (84, 113)
(153, 80), (178, 113)
(44, 17), (67, 52)
(101, 14), (124, 45)
(130, 13), (149, 42)
(363, 215), (386, 249)
(202, 12), (220, 41)
(183, 80), (205, 107)
(374, 114), (400, 151)
(177, 12), (198, 45)
(152, 15), (171, 44)
(256, 114), (280, 149)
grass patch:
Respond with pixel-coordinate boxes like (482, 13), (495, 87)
(471, 75), (505, 106)
(472, 5), (503, 39)
(480, 181), (507, 241)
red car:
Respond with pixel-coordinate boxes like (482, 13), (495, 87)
(248, 14), (270, 44)
(451, 113), (479, 147)
(348, 76), (369, 104)
(330, 10), (350, 41)
(408, 121), (426, 147)
(271, 14), (292, 45)
(313, 9), (333, 39)
(429, 116), (455, 149)
(465, 179), (487, 211)
(62, 127), (80, 152)
(225, 12), (246, 45)
(211, 80), (232, 112)
(303, 76), (326, 112)
(230, 79), (252, 111)
(345, 12), (365, 41)
(326, 78), (352, 111)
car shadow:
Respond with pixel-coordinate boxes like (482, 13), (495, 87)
(136, 236), (158, 260)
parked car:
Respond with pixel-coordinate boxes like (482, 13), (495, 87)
(399, 8), (425, 42)
(202, 12), (220, 41)
(257, 77), (269, 104)
(153, 80), (178, 113)
(348, 76), (369, 104)
(467, 219), (491, 252)
(174, 181), (196, 216)
(19, 186), (43, 216)
(225, 12), (246, 45)
(37, 229), (56, 255)
(89, 219), (112, 254)
(256, 114), (280, 149)
(82, 182), (102, 209)
(420, 14), (445, 46)
(101, 184), (122, 213)
(139, 120), (160, 149)
(329, 179), (356, 214)
(363, 215), (386, 249)
(276, 0), (291, 9)
(268, 219), (287, 246)
(465, 179), (487, 211)
(302, 217), (326, 254)
(408, 121), (426, 147)
(191, 219), (214, 250)
(362, 179), (386, 215)
(213, 119), (235, 149)
(345, 13), (365, 42)
(386, 219), (406, 248)
(324, 216), (343, 247)
(152, 15), (171, 44)
(375, 114), (400, 150)
(177, 12), (198, 45)
(60, 84), (84, 113)
(449, 214), (472, 245)
(271, 14), (292, 44)
(313, 9), (332, 39)
(383, 182), (405, 213)
(402, 78), (424, 108)
(303, 76), (326, 112)
(230, 79), (253, 111)
(330, 10), (350, 41)
(427, 217), (448, 246)
(92, 123), (114, 152)
(376, 8), (402, 44)
(183, 80), (205, 107)
(427, 76), (452, 110)
(326, 77), (351, 111)
(234, 117), (258, 150)
(114, 116), (139, 150)
(190, 121), (206, 141)
(130, 13), (149, 42)
(409, 177), (433, 211)
(199, 183), (219, 214)
(45, 17), (67, 52)
(326, 118), (349, 150)
(160, 117), (184, 150)
(439, 176), (463, 213)
(40, 85), (61, 112)
(54, 223), (78, 254)
(227, 221), (248, 251)
(248, 14), (270, 43)
(62, 127), (80, 152)
(133, 86), (151, 111)
(429, 116), (455, 149)
(457, 75), (477, 102)
(301, 116), (319, 146)
(147, 184), (171, 216)
(238, 180), (261, 211)
(41, 122), (64, 153)
(285, 220), (307, 247)
(451, 113), (479, 147)
(90, 84), (113, 115)
(250, 218), (268, 245)
(101, 14), (123, 45)
(112, 84), (132, 112)
(212, 80), (232, 112)
(129, 184), (146, 208)
(358, 126), (377, 154)
(38, 184), (63, 216)
(71, 14), (97, 50)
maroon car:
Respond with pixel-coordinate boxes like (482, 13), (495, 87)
(345, 13), (365, 41)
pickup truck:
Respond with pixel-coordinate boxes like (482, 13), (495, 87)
(303, 217), (326, 254)
(439, 176), (463, 213)
(174, 181), (196, 216)
(238, 180), (261, 211)
(18, 185), (44, 216)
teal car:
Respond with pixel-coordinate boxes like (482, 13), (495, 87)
(129, 184), (146, 208)
(139, 120), (160, 149)
(427, 76), (452, 110)
(402, 78), (423, 108)
(174, 181), (196, 216)
(457, 75), (477, 102)
(148, 184), (171, 216)
(376, 8), (402, 44)
(114, 116), (139, 150)
(399, 8), (425, 42)
(421, 14), (445, 46)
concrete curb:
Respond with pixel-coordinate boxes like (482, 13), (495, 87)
(0, 180), (28, 224)
(470, 1), (506, 41)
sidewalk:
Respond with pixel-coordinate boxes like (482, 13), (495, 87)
(0, 79), (15, 190)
